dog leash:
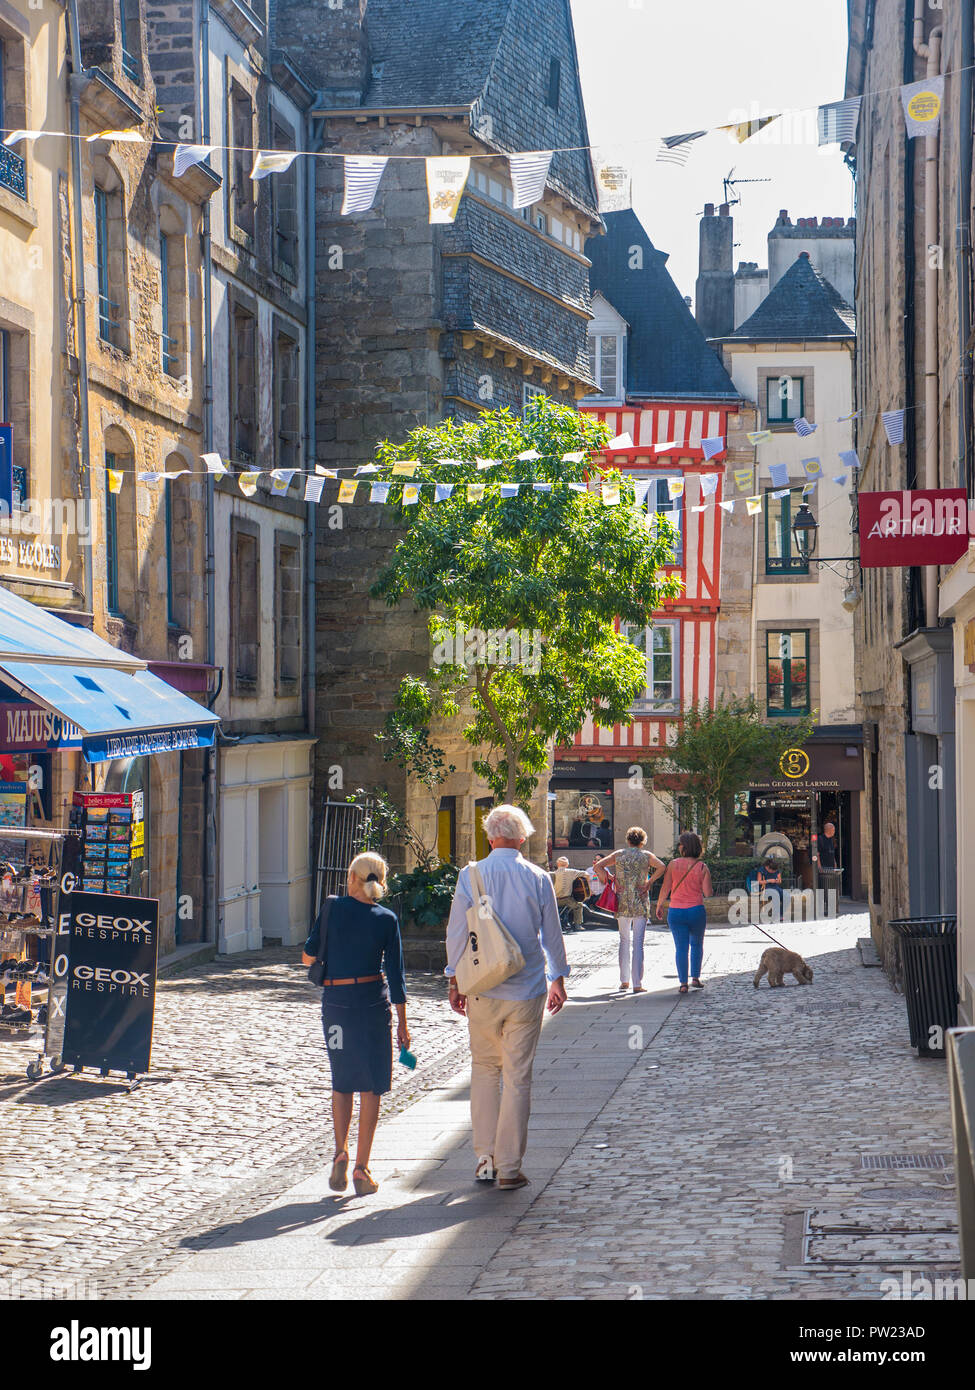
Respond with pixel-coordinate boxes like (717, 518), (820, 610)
(751, 922), (792, 951)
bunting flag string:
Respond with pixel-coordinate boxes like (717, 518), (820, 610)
(341, 155), (389, 214)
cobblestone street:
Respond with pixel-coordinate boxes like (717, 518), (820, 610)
(12, 909), (950, 1303)
(0, 934), (612, 1298)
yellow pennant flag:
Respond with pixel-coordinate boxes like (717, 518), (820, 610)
(720, 115), (779, 144)
(402, 484), (420, 505)
(426, 156), (470, 223)
(601, 483), (621, 507)
(87, 128), (145, 143)
(238, 472), (260, 496)
(667, 477), (685, 499)
(338, 480), (358, 504)
(315, 466), (337, 478)
(733, 467), (753, 491)
(745, 495), (763, 516)
(107, 470), (123, 494)
(392, 461), (418, 477)
(467, 483), (486, 501)
(746, 430), (773, 445)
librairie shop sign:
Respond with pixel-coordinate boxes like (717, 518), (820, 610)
(858, 488), (972, 568)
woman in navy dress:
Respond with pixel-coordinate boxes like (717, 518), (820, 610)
(302, 852), (409, 1197)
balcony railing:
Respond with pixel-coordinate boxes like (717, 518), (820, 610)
(0, 144), (27, 200)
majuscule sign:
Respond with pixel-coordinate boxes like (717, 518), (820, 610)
(858, 488), (971, 568)
(53, 889), (159, 1075)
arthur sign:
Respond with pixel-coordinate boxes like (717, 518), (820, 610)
(858, 488), (971, 568)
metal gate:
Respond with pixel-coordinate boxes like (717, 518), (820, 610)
(314, 797), (379, 914)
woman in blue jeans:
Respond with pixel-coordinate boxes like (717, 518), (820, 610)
(655, 832), (713, 994)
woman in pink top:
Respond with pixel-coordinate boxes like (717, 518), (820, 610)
(655, 832), (713, 994)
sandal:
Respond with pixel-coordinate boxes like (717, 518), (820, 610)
(353, 1165), (379, 1196)
(691, 978), (704, 989)
(329, 1150), (349, 1192)
(678, 984), (689, 994)
(619, 982), (630, 991)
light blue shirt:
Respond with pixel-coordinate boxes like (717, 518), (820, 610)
(445, 848), (570, 1000)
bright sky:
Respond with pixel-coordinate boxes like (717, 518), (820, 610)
(570, 0), (855, 304)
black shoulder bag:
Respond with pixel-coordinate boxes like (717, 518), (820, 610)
(307, 895), (336, 986)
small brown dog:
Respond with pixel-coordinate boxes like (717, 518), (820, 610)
(753, 946), (814, 988)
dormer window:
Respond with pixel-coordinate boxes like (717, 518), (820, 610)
(588, 333), (622, 398)
(546, 57), (561, 110)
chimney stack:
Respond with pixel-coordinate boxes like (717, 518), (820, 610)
(273, 0), (369, 107)
(695, 202), (735, 339)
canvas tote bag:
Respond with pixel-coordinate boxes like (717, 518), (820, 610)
(454, 861), (526, 995)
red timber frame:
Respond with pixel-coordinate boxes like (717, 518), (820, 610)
(557, 401), (738, 765)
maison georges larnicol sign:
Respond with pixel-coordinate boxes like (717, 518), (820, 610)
(46, 889), (159, 1076)
(858, 488), (972, 567)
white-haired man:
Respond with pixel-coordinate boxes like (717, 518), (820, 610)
(445, 804), (569, 1191)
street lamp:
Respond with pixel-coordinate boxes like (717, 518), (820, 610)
(791, 501), (819, 560)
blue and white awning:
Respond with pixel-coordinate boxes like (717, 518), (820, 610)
(0, 587), (219, 763)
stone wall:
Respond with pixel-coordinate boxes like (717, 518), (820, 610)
(714, 402), (757, 701)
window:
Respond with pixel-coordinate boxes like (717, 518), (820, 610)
(437, 796), (456, 865)
(587, 333), (621, 397)
(766, 373), (803, 424)
(93, 170), (127, 349)
(546, 57), (561, 110)
(118, 0), (141, 84)
(766, 630), (810, 716)
(764, 489), (809, 575)
(229, 81), (255, 240)
(104, 452), (120, 615)
(0, 34), (27, 200)
(231, 522), (260, 692)
(159, 231), (185, 377)
(271, 116), (298, 276)
(230, 297), (258, 464)
(550, 785), (614, 851)
(522, 382), (547, 418)
(275, 534), (301, 692)
(273, 330), (300, 470)
(642, 476), (683, 566)
(626, 622), (679, 710)
(164, 453), (192, 630)
(0, 325), (29, 506)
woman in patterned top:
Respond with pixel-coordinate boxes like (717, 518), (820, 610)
(595, 828), (665, 993)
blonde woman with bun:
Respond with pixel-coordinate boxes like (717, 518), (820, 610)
(302, 851), (409, 1197)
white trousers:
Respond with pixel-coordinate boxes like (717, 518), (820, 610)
(617, 915), (647, 986)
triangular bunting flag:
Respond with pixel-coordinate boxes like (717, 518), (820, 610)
(337, 480), (358, 503)
(467, 484), (486, 501)
(700, 473), (719, 497)
(802, 457), (823, 480)
(270, 469), (297, 495)
(238, 472), (260, 497)
(174, 144), (216, 177)
(817, 97), (862, 146)
(747, 430), (773, 445)
(434, 484), (454, 502)
(901, 77), (944, 138)
(202, 453), (228, 478)
(342, 155), (388, 214)
(832, 474), (848, 486)
(562, 451), (587, 463)
(87, 128), (144, 143)
(701, 436), (724, 460)
(667, 478), (684, 499)
(392, 462), (418, 476)
(304, 476), (326, 503)
(768, 462), (790, 488)
(656, 130), (708, 167)
(771, 488), (791, 500)
(426, 157), (470, 223)
(369, 482), (390, 504)
(794, 417), (817, 437)
(251, 150), (299, 181)
(532, 482), (552, 492)
(746, 495), (763, 515)
(137, 471), (162, 485)
(719, 499), (735, 513)
(402, 484), (420, 505)
(508, 151), (553, 208)
(733, 468), (753, 491)
(517, 449), (542, 461)
(882, 409), (906, 445)
(107, 470), (123, 494)
(691, 504), (708, 513)
(601, 483), (620, 506)
(501, 484), (520, 498)
(720, 115), (779, 144)
(592, 147), (631, 212)
(838, 449), (861, 470)
(605, 434), (632, 450)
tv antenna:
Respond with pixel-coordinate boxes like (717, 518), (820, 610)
(723, 168), (773, 206)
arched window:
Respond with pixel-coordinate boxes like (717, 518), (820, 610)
(92, 157), (129, 352)
(163, 453), (194, 632)
(158, 205), (188, 380)
(103, 427), (137, 620)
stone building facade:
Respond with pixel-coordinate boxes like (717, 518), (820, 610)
(272, 0), (601, 868)
(846, 1), (974, 1000)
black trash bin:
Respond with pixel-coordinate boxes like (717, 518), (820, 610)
(818, 866), (844, 915)
(887, 916), (958, 1057)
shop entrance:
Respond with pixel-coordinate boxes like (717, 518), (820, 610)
(748, 792), (813, 888)
(102, 756), (150, 896)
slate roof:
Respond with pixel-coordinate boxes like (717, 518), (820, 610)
(721, 251), (856, 341)
(585, 210), (740, 400)
(361, 0), (512, 109)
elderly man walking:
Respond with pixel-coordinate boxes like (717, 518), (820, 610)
(446, 804), (569, 1191)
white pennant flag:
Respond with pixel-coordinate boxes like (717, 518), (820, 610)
(817, 97), (862, 146)
(137, 471), (162, 485)
(174, 144), (216, 177)
(700, 473), (719, 497)
(592, 147), (631, 212)
(426, 157), (470, 223)
(562, 451), (587, 463)
(304, 475), (326, 504)
(509, 151), (553, 208)
(901, 77), (944, 138)
(2, 130), (43, 148)
(517, 450), (541, 461)
(201, 453), (228, 478)
(691, 504), (708, 513)
(342, 155), (388, 214)
(606, 433), (633, 450)
(633, 480), (652, 508)
(719, 499), (735, 513)
(87, 128), (144, 144)
(251, 150), (299, 181)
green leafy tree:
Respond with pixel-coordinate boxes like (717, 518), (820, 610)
(376, 676), (457, 867)
(369, 397), (683, 806)
(646, 695), (816, 855)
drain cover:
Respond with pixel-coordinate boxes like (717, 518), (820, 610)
(786, 1208), (958, 1269)
(860, 1153), (951, 1170)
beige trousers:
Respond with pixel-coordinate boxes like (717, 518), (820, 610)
(467, 992), (547, 1179)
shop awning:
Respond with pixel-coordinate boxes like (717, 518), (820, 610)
(0, 587), (219, 763)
